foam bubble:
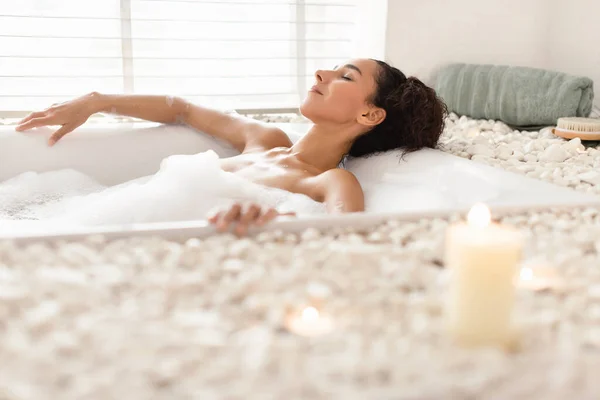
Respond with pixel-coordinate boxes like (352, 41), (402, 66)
(0, 169), (105, 220)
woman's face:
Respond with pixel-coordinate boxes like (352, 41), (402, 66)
(300, 58), (379, 125)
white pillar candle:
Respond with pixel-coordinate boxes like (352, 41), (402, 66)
(445, 204), (523, 347)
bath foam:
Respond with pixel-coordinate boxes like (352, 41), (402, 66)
(0, 169), (105, 220)
(0, 150), (326, 229)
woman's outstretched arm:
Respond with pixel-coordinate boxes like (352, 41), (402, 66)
(16, 92), (290, 151)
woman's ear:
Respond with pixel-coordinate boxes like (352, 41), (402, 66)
(358, 107), (386, 127)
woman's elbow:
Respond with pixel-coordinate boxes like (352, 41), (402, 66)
(172, 96), (191, 124)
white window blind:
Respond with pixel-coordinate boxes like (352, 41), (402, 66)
(0, 0), (368, 116)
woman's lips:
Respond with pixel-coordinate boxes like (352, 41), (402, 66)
(310, 85), (323, 95)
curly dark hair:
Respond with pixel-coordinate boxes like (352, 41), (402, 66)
(347, 59), (448, 158)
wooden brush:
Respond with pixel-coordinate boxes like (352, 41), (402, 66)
(553, 117), (600, 140)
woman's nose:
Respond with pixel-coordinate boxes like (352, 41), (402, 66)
(314, 69), (332, 83)
(315, 70), (323, 82)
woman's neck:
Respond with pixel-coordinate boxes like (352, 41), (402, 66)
(289, 123), (361, 172)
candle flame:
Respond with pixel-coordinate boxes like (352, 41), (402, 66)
(302, 306), (319, 322)
(467, 203), (491, 228)
(520, 267), (533, 281)
(516, 263), (564, 291)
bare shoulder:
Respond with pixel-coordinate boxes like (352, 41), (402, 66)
(314, 168), (363, 198)
(243, 122), (293, 152)
(312, 168), (364, 212)
(318, 168), (360, 185)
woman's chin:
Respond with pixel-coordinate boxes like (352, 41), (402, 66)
(299, 102), (313, 120)
(300, 97), (324, 114)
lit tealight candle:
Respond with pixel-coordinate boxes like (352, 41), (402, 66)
(285, 306), (334, 337)
(445, 203), (523, 348)
(517, 262), (564, 292)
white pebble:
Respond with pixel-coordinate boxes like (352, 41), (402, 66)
(524, 154), (538, 162)
(496, 145), (513, 160)
(512, 151), (525, 161)
(472, 136), (489, 145)
(479, 121), (493, 130)
(471, 155), (491, 164)
(563, 137), (585, 153)
(493, 122), (511, 134)
(523, 141), (543, 153)
(565, 178), (581, 187)
(584, 328), (600, 349)
(506, 158), (522, 166)
(578, 171), (600, 186)
(539, 171), (552, 180)
(367, 231), (385, 242)
(553, 177), (568, 186)
(229, 239), (254, 257)
(588, 285), (600, 300)
(539, 144), (569, 162)
(301, 228), (322, 241)
(36, 267), (87, 285)
(578, 155), (594, 165)
(185, 238), (202, 248)
(516, 164), (535, 173)
(540, 127), (556, 138)
(223, 258), (245, 272)
(25, 301), (61, 332)
(505, 141), (522, 150)
(306, 281), (332, 299)
(466, 144), (494, 157)
(466, 127), (481, 137)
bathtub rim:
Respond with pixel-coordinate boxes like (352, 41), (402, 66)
(3, 200), (599, 244)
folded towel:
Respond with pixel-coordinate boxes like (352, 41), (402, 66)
(434, 63), (594, 128)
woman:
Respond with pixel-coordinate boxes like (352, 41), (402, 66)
(15, 58), (447, 235)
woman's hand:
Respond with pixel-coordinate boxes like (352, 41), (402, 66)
(15, 92), (100, 146)
(208, 202), (296, 236)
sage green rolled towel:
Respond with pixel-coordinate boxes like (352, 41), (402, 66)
(435, 63), (594, 127)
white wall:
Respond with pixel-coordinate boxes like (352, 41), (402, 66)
(353, 0), (388, 59)
(547, 0), (600, 110)
(385, 0), (598, 109)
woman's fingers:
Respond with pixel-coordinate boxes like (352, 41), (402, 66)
(48, 124), (75, 146)
(216, 203), (242, 232)
(15, 111), (41, 128)
(255, 208), (279, 226)
(207, 210), (221, 224)
(235, 203), (261, 236)
(17, 116), (56, 132)
(15, 113), (50, 131)
(208, 203), (295, 236)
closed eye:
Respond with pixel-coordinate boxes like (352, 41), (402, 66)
(342, 75), (352, 81)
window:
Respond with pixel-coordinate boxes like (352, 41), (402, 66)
(0, 0), (385, 117)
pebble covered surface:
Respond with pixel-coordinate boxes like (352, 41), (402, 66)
(2, 114), (600, 399)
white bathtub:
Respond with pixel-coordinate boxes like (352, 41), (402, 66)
(1, 122), (599, 242)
